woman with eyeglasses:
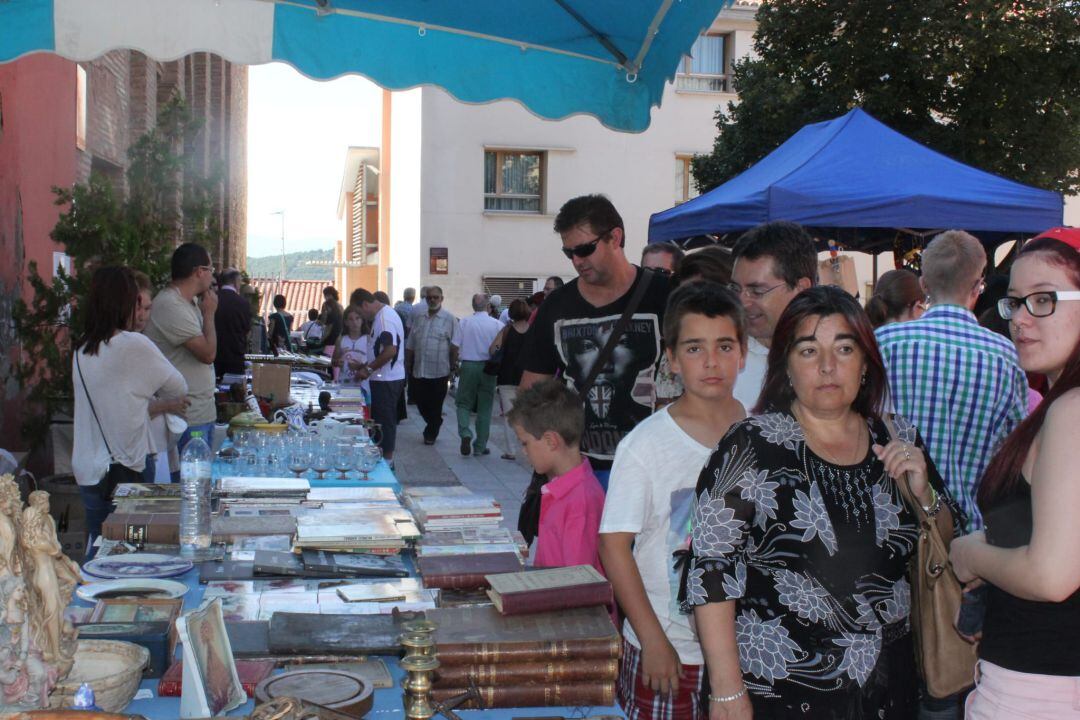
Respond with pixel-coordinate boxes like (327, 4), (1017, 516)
(949, 229), (1080, 719)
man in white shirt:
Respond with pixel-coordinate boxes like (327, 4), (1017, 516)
(352, 288), (406, 465)
(452, 293), (503, 456)
(405, 286), (459, 444)
(729, 221), (818, 410)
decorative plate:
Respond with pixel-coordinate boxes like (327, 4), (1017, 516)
(82, 553), (193, 580)
(77, 578), (189, 602)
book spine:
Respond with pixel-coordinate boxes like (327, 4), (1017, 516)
(497, 583), (613, 616)
(436, 637), (621, 665)
(102, 514), (179, 545)
(421, 572), (492, 590)
(434, 658), (618, 687)
(431, 681), (616, 709)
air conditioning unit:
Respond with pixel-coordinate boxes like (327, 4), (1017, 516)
(481, 276), (537, 304)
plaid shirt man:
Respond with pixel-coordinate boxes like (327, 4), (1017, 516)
(875, 304), (1026, 530)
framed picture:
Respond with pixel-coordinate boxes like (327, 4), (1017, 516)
(89, 597), (182, 625)
(429, 247), (448, 274)
(175, 598), (246, 718)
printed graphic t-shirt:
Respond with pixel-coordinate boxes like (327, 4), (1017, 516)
(521, 267), (669, 470)
(369, 304), (406, 382)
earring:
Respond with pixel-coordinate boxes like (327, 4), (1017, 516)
(860, 373), (867, 386)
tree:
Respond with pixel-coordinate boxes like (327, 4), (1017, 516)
(693, 0), (1080, 196)
(12, 97), (226, 446)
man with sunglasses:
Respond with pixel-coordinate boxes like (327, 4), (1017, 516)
(145, 242), (220, 463)
(728, 221), (819, 409)
(519, 194), (670, 490)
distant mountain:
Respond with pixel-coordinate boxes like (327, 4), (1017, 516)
(246, 249), (334, 280)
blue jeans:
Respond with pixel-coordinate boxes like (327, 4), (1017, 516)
(79, 484), (116, 561)
(171, 423), (215, 482)
(594, 469), (610, 493)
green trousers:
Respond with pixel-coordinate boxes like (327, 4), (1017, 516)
(456, 360), (497, 451)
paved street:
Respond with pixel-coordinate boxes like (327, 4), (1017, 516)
(391, 392), (530, 532)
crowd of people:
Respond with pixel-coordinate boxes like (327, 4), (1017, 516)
(67, 191), (1080, 719)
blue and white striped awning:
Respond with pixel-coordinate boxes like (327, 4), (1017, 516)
(0, 0), (732, 132)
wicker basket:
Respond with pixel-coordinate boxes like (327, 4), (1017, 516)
(48, 639), (149, 712)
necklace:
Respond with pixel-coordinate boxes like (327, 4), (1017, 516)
(794, 406), (867, 466)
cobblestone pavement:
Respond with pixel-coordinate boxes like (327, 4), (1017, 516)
(391, 392), (530, 531)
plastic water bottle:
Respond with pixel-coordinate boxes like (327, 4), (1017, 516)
(179, 431), (213, 556)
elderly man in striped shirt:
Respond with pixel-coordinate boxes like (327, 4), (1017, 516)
(877, 230), (1026, 533)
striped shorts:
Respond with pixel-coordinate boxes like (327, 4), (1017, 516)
(618, 638), (706, 720)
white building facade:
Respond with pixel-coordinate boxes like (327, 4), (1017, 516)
(383, 3), (759, 316)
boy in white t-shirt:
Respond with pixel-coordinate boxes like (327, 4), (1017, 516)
(599, 282), (747, 720)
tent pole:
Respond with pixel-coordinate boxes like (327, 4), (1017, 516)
(872, 253), (878, 289)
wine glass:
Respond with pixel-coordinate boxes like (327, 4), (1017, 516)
(357, 444), (382, 482)
(311, 451), (332, 480)
(333, 446), (353, 480)
(287, 451), (312, 479)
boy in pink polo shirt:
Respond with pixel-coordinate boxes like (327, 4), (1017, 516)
(508, 380), (605, 573)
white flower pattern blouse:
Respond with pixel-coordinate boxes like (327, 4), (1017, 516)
(679, 412), (963, 719)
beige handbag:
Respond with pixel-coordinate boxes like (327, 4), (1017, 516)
(885, 417), (978, 698)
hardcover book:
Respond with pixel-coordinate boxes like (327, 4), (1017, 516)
(431, 681), (616, 708)
(417, 553), (523, 590)
(268, 612), (422, 656)
(429, 605), (620, 665)
(301, 550), (408, 578)
(158, 659), (274, 697)
(102, 512), (180, 545)
(486, 565), (613, 616)
(252, 550), (314, 578)
(433, 657), (618, 687)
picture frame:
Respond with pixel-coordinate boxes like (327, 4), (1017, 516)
(174, 598), (246, 718)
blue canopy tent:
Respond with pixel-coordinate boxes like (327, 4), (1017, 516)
(648, 108), (1064, 251)
(0, 0), (731, 133)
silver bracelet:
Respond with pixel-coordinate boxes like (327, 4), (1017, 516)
(709, 687), (747, 703)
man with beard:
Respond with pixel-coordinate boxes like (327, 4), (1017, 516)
(405, 286), (458, 444)
(520, 194), (669, 490)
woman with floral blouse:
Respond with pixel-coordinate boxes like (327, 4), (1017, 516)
(679, 286), (962, 719)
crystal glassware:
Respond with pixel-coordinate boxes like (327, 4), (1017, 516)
(358, 444), (382, 481)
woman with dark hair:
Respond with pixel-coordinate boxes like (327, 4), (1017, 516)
(949, 233), (1080, 719)
(865, 269), (925, 328)
(490, 299), (531, 459)
(318, 286), (343, 355)
(268, 294), (293, 353)
(679, 285), (960, 719)
(72, 266), (186, 552)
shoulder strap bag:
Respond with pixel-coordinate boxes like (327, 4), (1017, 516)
(518, 269), (656, 544)
(75, 351), (140, 499)
(884, 415), (977, 698)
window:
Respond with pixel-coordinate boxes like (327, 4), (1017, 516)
(675, 155), (700, 204)
(484, 150), (544, 213)
(76, 64), (87, 150)
(676, 34), (730, 93)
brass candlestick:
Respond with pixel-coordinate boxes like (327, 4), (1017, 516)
(401, 654), (440, 720)
(403, 619), (437, 635)
(399, 631), (436, 658)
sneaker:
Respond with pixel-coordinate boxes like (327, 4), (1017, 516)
(475, 446), (491, 456)
(460, 438), (472, 456)
(501, 453), (516, 461)
(424, 438), (436, 446)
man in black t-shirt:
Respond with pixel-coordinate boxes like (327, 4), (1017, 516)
(519, 194), (670, 489)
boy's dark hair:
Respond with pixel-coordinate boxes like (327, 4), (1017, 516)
(663, 281), (747, 348)
(732, 221), (818, 287)
(273, 294), (287, 309)
(507, 379), (584, 447)
(350, 288), (375, 306)
(374, 290), (391, 306)
(308, 308), (320, 321)
(553, 194), (624, 245)
(673, 245), (734, 287)
(171, 242), (211, 281)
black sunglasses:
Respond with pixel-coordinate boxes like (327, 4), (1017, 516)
(561, 228), (612, 260)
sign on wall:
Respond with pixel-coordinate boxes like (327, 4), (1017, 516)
(430, 247), (448, 275)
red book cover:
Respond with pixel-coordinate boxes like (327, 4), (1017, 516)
(485, 565), (612, 616)
(418, 552), (523, 590)
(157, 659), (274, 697)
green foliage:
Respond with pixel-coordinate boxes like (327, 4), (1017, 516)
(693, 0), (1080, 196)
(12, 96), (226, 445)
(245, 249), (334, 281)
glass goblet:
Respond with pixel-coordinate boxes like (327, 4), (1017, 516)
(287, 451), (311, 479)
(358, 445), (382, 482)
(311, 452), (332, 480)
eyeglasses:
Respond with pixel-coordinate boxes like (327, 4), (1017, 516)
(998, 290), (1080, 319)
(199, 264), (216, 275)
(426, 295), (442, 301)
(561, 228), (612, 260)
(727, 281), (787, 299)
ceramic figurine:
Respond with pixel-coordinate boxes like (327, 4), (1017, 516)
(0, 477), (81, 711)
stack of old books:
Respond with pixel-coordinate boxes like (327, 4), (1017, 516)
(294, 510), (419, 555)
(416, 526), (529, 559)
(407, 492), (503, 532)
(427, 600), (620, 708)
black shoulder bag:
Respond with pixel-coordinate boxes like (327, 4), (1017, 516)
(517, 270), (655, 545)
(75, 352), (142, 499)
